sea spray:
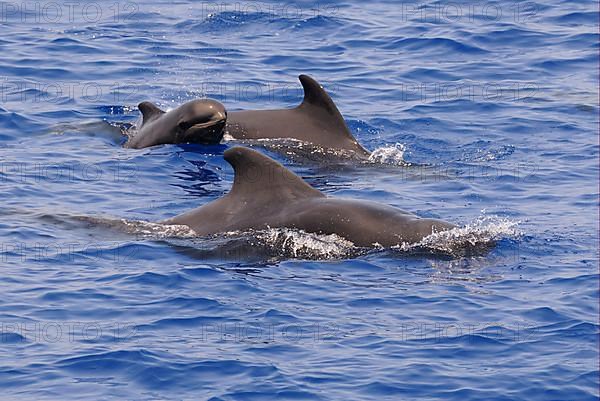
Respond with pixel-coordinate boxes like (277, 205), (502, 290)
(367, 143), (409, 166)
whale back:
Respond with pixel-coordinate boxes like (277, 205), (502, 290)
(226, 75), (369, 155)
(165, 146), (456, 245)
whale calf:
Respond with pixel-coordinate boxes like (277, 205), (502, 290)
(163, 147), (455, 247)
(125, 99), (227, 149)
(225, 75), (370, 158)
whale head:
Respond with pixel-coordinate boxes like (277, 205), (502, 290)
(174, 99), (227, 144)
(128, 99), (228, 149)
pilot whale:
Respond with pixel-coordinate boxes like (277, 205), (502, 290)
(125, 99), (227, 149)
(163, 147), (455, 247)
(225, 75), (370, 157)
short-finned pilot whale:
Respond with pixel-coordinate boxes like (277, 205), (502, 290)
(125, 99), (227, 149)
(163, 147), (455, 247)
(225, 75), (370, 158)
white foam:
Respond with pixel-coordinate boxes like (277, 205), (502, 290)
(256, 228), (356, 259)
(393, 215), (521, 254)
(367, 143), (409, 165)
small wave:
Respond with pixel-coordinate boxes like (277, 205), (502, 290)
(0, 332), (27, 344)
(78, 216), (197, 239)
(97, 105), (137, 115)
(43, 120), (127, 146)
(367, 143), (409, 166)
(392, 215), (521, 256)
(472, 148), (514, 162)
(178, 11), (277, 33)
(383, 37), (488, 54)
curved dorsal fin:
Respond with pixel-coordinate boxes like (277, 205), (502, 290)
(296, 75), (365, 148)
(138, 101), (165, 125)
(223, 146), (324, 201)
(298, 74), (340, 115)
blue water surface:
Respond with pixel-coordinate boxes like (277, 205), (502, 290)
(0, 0), (598, 400)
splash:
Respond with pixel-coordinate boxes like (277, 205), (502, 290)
(255, 228), (357, 259)
(162, 228), (359, 261)
(367, 143), (410, 166)
(393, 215), (521, 255)
(222, 132), (236, 141)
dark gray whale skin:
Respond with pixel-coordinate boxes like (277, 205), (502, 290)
(163, 147), (455, 247)
(125, 99), (227, 149)
(225, 75), (370, 157)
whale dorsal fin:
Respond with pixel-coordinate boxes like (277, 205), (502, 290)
(298, 74), (341, 115)
(138, 101), (165, 125)
(224, 146), (324, 201)
(296, 75), (363, 145)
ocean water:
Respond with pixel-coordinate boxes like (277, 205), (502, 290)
(0, 0), (598, 399)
